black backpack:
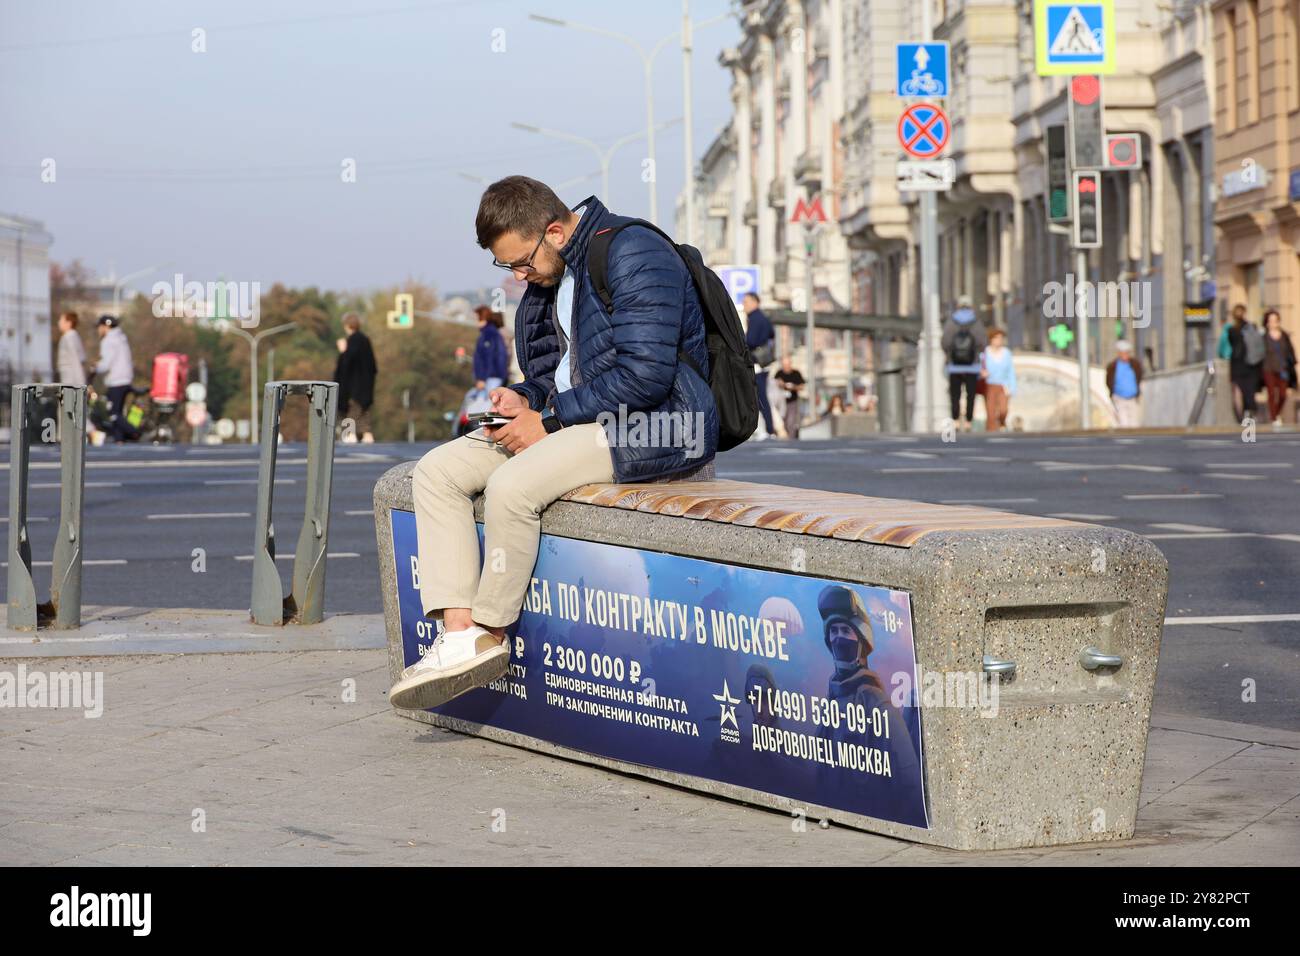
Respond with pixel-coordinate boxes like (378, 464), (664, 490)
(950, 326), (977, 365)
(587, 219), (759, 452)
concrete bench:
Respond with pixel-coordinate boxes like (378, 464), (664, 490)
(373, 463), (1167, 850)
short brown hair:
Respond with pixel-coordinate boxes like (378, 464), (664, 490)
(475, 176), (569, 249)
(60, 311), (78, 328)
(342, 312), (361, 332)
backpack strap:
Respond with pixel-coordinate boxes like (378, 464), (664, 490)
(586, 219), (706, 382)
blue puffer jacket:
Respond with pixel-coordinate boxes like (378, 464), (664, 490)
(509, 196), (718, 482)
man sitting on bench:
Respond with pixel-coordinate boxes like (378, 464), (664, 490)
(390, 176), (719, 711)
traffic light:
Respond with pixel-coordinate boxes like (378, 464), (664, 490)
(1072, 170), (1102, 248)
(1104, 133), (1142, 169)
(1068, 75), (1105, 169)
(1047, 124), (1070, 222)
(387, 292), (414, 330)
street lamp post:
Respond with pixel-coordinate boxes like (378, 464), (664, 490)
(510, 118), (681, 207)
(219, 321), (295, 444)
(530, 9), (732, 228)
(111, 264), (166, 318)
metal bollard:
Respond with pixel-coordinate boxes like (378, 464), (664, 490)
(250, 380), (338, 626)
(7, 384), (86, 631)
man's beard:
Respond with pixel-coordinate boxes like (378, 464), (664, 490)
(528, 247), (566, 287)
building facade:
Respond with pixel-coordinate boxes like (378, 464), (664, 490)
(688, 0), (1225, 386)
(0, 214), (54, 385)
(1212, 0), (1300, 338)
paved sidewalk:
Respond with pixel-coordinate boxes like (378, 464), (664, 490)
(1, 622), (1296, 865)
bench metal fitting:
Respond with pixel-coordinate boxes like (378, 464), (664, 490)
(1079, 646), (1123, 670)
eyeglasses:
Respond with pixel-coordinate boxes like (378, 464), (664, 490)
(491, 228), (551, 274)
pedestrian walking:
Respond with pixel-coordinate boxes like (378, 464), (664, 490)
(92, 315), (138, 442)
(980, 327), (1015, 431)
(56, 311), (87, 387)
(335, 312), (378, 443)
(941, 294), (986, 431)
(743, 292), (776, 439)
(1220, 304), (1266, 422)
(1261, 308), (1297, 426)
(1106, 339), (1143, 428)
(774, 355), (804, 439)
(473, 305), (510, 391)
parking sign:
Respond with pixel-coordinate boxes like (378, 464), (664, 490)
(715, 265), (761, 309)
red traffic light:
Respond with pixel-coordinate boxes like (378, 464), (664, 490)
(1078, 176), (1098, 193)
(1071, 75), (1100, 105)
(1106, 134), (1140, 168)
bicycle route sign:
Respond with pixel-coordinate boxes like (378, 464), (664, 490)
(897, 103), (949, 160)
(896, 43), (949, 97)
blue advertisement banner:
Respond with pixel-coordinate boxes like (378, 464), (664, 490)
(390, 509), (929, 829)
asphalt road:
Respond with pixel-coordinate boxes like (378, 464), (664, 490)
(3, 431), (1298, 731)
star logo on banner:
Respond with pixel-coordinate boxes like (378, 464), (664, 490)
(713, 679), (741, 732)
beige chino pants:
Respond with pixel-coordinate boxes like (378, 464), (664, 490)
(412, 424), (615, 628)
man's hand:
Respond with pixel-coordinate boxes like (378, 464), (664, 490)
(486, 408), (545, 454)
(489, 386), (527, 417)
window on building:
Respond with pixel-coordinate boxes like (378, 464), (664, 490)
(1223, 5), (1238, 130)
(1241, 262), (1263, 318)
(1247, 0), (1260, 124)
(1290, 0), (1300, 113)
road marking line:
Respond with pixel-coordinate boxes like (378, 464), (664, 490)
(1124, 493), (1223, 500)
(31, 481), (122, 488)
(879, 467), (968, 474)
(1203, 462), (1292, 468)
(960, 455), (1010, 462)
(1040, 463), (1175, 473)
(1149, 523), (1226, 533)
(1145, 532), (1257, 540)
(717, 470), (805, 477)
(147, 512), (252, 520)
(889, 451), (937, 459)
(233, 552), (360, 561)
(940, 497), (1038, 504)
(1164, 613), (1300, 626)
(1203, 473), (1267, 480)
(204, 479), (296, 485)
(1, 559), (127, 568)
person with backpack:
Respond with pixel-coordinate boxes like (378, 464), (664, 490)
(1221, 304), (1266, 422)
(391, 176), (749, 711)
(743, 292), (776, 439)
(1261, 308), (1297, 426)
(940, 294), (987, 431)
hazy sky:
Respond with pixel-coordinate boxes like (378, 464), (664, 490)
(1, 0), (738, 298)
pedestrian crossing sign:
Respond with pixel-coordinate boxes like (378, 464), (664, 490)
(1035, 0), (1115, 76)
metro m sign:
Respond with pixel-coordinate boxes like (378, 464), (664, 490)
(791, 195), (828, 224)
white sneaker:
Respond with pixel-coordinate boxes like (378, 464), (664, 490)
(389, 626), (509, 710)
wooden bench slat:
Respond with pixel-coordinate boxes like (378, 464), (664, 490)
(560, 479), (1081, 547)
